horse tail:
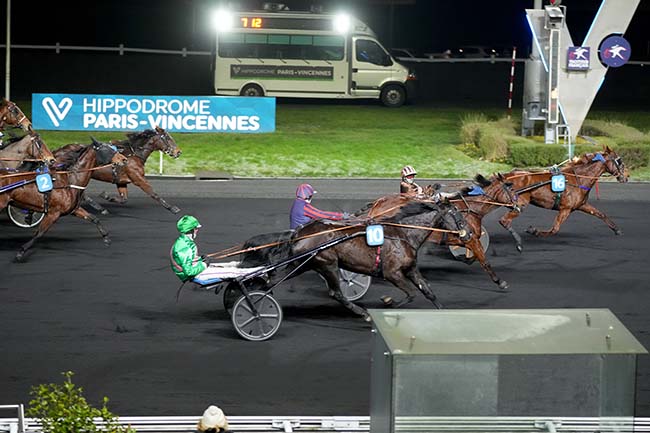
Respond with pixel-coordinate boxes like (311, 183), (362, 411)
(239, 230), (294, 267)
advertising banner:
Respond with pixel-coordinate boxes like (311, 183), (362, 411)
(32, 94), (275, 133)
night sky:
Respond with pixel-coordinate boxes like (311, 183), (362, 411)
(3, 0), (650, 59)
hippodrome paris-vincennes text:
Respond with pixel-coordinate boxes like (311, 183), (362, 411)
(81, 97), (261, 131)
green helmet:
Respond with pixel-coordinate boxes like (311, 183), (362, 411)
(177, 215), (202, 233)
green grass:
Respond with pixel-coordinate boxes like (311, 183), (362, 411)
(15, 101), (650, 179)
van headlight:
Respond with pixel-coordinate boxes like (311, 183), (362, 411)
(407, 69), (417, 81)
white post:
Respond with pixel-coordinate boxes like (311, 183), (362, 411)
(5, 0), (10, 99)
(159, 151), (163, 175)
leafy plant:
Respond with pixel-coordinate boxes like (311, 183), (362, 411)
(27, 371), (134, 433)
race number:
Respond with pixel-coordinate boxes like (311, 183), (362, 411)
(551, 174), (566, 192)
(36, 173), (53, 193)
(366, 225), (384, 246)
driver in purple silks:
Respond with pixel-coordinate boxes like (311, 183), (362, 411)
(290, 183), (349, 229)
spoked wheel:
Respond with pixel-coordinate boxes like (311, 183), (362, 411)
(339, 269), (372, 301)
(231, 291), (282, 342)
(224, 279), (267, 316)
(449, 225), (490, 262)
(7, 204), (44, 228)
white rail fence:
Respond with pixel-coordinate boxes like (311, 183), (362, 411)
(3, 405), (650, 433)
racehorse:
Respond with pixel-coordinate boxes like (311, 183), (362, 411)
(0, 132), (56, 171)
(238, 200), (471, 319)
(0, 139), (127, 261)
(362, 173), (520, 291)
(498, 146), (628, 251)
(82, 127), (182, 214)
(0, 98), (32, 131)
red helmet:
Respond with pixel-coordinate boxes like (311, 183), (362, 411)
(296, 183), (315, 199)
(401, 165), (417, 178)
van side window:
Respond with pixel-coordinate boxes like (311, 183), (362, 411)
(355, 40), (392, 66)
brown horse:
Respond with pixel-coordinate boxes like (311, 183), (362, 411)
(362, 173), (520, 291)
(0, 139), (127, 261)
(0, 132), (56, 171)
(239, 200), (471, 319)
(499, 146), (628, 251)
(0, 98), (32, 132)
(82, 127), (182, 214)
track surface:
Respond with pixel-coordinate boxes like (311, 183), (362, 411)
(1, 179), (648, 416)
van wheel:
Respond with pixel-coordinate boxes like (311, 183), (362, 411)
(240, 84), (264, 97)
(380, 85), (406, 107)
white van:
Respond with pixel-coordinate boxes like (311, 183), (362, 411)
(211, 8), (417, 107)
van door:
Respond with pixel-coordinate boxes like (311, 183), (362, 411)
(351, 38), (394, 98)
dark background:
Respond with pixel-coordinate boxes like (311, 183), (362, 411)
(1, 1), (648, 105)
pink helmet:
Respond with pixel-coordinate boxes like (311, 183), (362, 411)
(296, 183), (315, 199)
(401, 165), (417, 178)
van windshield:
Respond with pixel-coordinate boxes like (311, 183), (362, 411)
(355, 39), (392, 66)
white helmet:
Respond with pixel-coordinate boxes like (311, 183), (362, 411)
(401, 165), (417, 178)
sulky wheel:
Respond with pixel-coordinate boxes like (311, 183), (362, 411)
(339, 269), (372, 301)
(7, 204), (44, 228)
(223, 282), (240, 316)
(449, 224), (490, 263)
(231, 291), (282, 342)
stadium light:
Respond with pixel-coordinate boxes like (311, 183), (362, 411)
(212, 9), (233, 32)
(333, 13), (351, 34)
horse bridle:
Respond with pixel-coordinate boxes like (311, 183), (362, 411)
(1, 103), (29, 130)
(155, 130), (177, 157)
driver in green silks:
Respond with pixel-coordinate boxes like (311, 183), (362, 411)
(170, 214), (207, 282)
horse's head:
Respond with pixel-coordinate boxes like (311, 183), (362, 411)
(438, 201), (472, 242)
(600, 146), (628, 183)
(492, 173), (521, 212)
(153, 126), (182, 158)
(0, 99), (32, 131)
(91, 137), (128, 167)
(27, 132), (56, 166)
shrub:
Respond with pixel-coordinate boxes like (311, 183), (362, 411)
(459, 113), (488, 145)
(581, 120), (646, 143)
(616, 144), (650, 170)
(477, 126), (509, 161)
(27, 371), (134, 433)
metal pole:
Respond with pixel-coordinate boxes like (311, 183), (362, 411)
(5, 0), (10, 99)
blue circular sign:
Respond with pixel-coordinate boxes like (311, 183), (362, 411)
(599, 35), (631, 68)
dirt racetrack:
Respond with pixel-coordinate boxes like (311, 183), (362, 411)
(1, 179), (648, 416)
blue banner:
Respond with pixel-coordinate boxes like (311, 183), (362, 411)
(32, 94), (275, 133)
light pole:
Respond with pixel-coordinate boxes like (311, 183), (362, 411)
(5, 0), (10, 99)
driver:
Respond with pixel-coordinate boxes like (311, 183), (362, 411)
(170, 214), (207, 282)
(290, 183), (349, 229)
(400, 165), (424, 196)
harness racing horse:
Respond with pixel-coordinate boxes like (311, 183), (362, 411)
(363, 173), (520, 291)
(239, 200), (471, 320)
(83, 127), (182, 214)
(0, 139), (127, 261)
(0, 132), (56, 171)
(0, 98), (32, 132)
(499, 146), (628, 251)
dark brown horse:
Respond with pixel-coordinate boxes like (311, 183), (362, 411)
(83, 127), (182, 214)
(363, 173), (520, 291)
(499, 146), (628, 251)
(0, 132), (56, 171)
(0, 139), (127, 261)
(239, 200), (471, 319)
(0, 98), (32, 131)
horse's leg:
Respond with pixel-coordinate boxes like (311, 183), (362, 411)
(99, 184), (128, 204)
(128, 171), (180, 214)
(404, 266), (443, 309)
(499, 209), (525, 252)
(577, 202), (623, 235)
(15, 212), (60, 262)
(319, 265), (370, 321)
(526, 208), (572, 237)
(72, 207), (111, 246)
(383, 268), (420, 309)
(464, 236), (508, 290)
(82, 194), (110, 215)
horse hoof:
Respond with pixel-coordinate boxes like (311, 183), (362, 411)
(498, 280), (509, 291)
(381, 295), (393, 306)
(103, 238), (112, 246)
(434, 301), (444, 309)
(100, 209), (110, 215)
(614, 229), (623, 236)
(363, 314), (372, 323)
(14, 252), (25, 263)
(516, 244), (523, 253)
(525, 226), (538, 236)
(170, 206), (181, 214)
(99, 191), (110, 201)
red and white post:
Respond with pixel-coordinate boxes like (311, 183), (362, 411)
(507, 46), (517, 119)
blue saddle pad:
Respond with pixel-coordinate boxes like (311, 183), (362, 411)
(193, 276), (223, 285)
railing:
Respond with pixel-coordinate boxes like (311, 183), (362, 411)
(2, 404), (650, 433)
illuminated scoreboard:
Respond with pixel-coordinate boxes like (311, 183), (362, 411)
(236, 16), (333, 31)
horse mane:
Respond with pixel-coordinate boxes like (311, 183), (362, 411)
(386, 200), (442, 223)
(124, 129), (157, 148)
(53, 144), (89, 170)
(458, 174), (492, 195)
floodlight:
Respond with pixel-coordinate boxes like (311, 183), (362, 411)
(212, 9), (233, 32)
(333, 13), (351, 34)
